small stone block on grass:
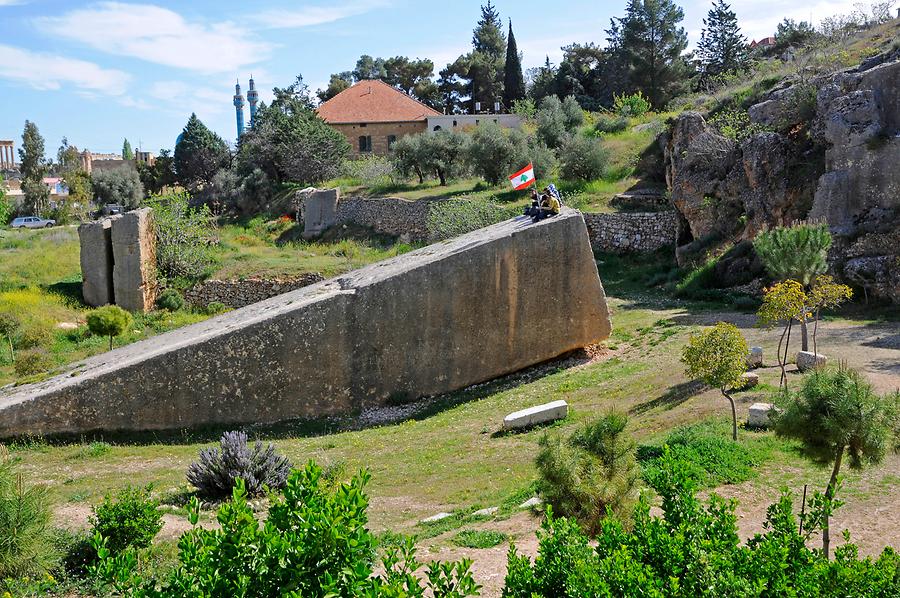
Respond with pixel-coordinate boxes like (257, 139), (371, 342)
(796, 351), (827, 372)
(421, 512), (453, 524)
(740, 372), (759, 388)
(472, 506), (499, 517)
(519, 496), (542, 509)
(503, 400), (568, 431)
(748, 402), (777, 428)
(747, 347), (763, 368)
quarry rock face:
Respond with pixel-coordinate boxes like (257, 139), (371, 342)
(78, 216), (119, 307)
(111, 208), (157, 312)
(0, 209), (611, 438)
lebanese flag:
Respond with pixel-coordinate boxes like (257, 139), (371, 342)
(508, 162), (535, 190)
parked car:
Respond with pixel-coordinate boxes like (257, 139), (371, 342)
(11, 216), (56, 229)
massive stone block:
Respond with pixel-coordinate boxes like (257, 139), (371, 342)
(0, 209), (610, 438)
(111, 208), (157, 312)
(78, 216), (118, 307)
(301, 188), (339, 239)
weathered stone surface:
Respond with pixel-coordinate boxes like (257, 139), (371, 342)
(111, 208), (157, 312)
(796, 351), (827, 372)
(747, 402), (776, 428)
(421, 512), (452, 523)
(472, 506), (499, 517)
(301, 188), (340, 239)
(747, 347), (763, 368)
(502, 400), (569, 431)
(582, 211), (677, 253)
(184, 274), (324, 309)
(0, 209), (610, 438)
(740, 372), (759, 389)
(519, 496), (542, 509)
(78, 217), (118, 307)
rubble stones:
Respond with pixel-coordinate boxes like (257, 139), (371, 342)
(796, 351), (827, 372)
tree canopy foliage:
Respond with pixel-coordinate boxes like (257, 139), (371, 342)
(173, 113), (230, 193)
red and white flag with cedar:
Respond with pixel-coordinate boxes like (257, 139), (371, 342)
(508, 162), (535, 190)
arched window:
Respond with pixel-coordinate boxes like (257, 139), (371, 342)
(433, 125), (442, 131)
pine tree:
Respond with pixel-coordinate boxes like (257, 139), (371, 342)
(19, 120), (49, 217)
(609, 0), (691, 109)
(122, 138), (134, 160)
(469, 1), (506, 111)
(697, 0), (749, 85)
(503, 20), (525, 107)
(173, 113), (230, 192)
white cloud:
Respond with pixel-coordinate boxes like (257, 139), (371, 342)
(253, 0), (389, 29)
(0, 0), (27, 6)
(0, 43), (130, 94)
(38, 2), (272, 73)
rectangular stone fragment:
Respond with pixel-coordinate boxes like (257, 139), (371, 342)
(503, 400), (569, 431)
(111, 208), (157, 312)
(302, 188), (340, 239)
(0, 209), (609, 438)
(78, 217), (117, 307)
(748, 402), (776, 429)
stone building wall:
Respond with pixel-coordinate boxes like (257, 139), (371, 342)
(330, 121), (427, 156)
(582, 211), (678, 253)
(184, 274), (324, 309)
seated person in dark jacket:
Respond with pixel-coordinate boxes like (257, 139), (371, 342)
(532, 189), (561, 222)
(524, 188), (542, 217)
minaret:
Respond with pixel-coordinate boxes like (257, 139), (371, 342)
(234, 80), (245, 138)
(247, 75), (259, 128)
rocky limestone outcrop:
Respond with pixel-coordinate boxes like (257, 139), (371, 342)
(664, 49), (900, 301)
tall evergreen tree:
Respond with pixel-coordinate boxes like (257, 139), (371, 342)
(19, 120), (49, 217)
(122, 138), (134, 160)
(173, 113), (230, 192)
(528, 56), (559, 103)
(503, 20), (525, 107)
(696, 0), (749, 85)
(469, 1), (506, 111)
(608, 0), (691, 109)
(438, 56), (471, 114)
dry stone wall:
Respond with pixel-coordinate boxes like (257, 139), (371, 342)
(335, 197), (433, 241)
(0, 209), (610, 438)
(184, 274), (325, 309)
(583, 211), (678, 253)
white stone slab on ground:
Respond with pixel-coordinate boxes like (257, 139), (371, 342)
(472, 506), (499, 517)
(503, 400), (569, 431)
(519, 496), (542, 509)
(796, 351), (827, 372)
(421, 512), (453, 524)
(748, 402), (776, 428)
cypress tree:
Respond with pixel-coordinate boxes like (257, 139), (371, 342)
(19, 120), (49, 217)
(697, 0), (750, 84)
(122, 138), (134, 160)
(503, 20), (525, 107)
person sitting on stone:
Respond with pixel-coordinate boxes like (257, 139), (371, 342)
(524, 187), (542, 217)
(532, 189), (561, 222)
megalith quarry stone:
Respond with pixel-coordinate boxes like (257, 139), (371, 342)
(740, 372), (759, 389)
(111, 208), (157, 312)
(78, 216), (119, 307)
(746, 346), (763, 368)
(748, 402), (776, 428)
(302, 188), (340, 239)
(0, 209), (610, 438)
(796, 351), (827, 372)
(502, 400), (569, 431)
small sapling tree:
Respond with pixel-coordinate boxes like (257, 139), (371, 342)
(681, 322), (749, 441)
(774, 366), (900, 558)
(757, 280), (806, 388)
(86, 305), (133, 351)
(0, 312), (21, 362)
(808, 275), (852, 356)
(753, 221), (832, 351)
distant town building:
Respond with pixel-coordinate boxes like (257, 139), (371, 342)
(316, 80), (443, 156)
(426, 114), (522, 132)
(79, 150), (137, 174)
(750, 36), (777, 50)
(0, 139), (15, 170)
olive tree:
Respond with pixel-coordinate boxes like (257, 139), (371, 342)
(774, 366), (900, 558)
(87, 305), (133, 350)
(757, 280), (807, 388)
(681, 321), (749, 441)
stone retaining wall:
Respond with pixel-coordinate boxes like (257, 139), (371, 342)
(335, 197), (433, 241)
(184, 274), (325, 309)
(583, 211), (678, 253)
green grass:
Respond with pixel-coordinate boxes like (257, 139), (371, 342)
(0, 227), (81, 291)
(451, 529), (508, 549)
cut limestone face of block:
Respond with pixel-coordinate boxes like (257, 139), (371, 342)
(502, 400), (569, 431)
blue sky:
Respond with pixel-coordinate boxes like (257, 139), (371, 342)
(0, 0), (863, 157)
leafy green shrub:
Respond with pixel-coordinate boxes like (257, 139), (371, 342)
(593, 114), (629, 134)
(93, 462), (479, 596)
(639, 423), (770, 489)
(90, 485), (162, 554)
(86, 305), (132, 350)
(186, 430), (292, 499)
(91, 167), (144, 209)
(155, 288), (184, 311)
(560, 136), (609, 182)
(709, 108), (772, 141)
(613, 91), (651, 117)
(16, 321), (54, 349)
(339, 155), (396, 187)
(535, 412), (640, 535)
(0, 460), (57, 579)
(504, 449), (900, 597)
(143, 191), (218, 284)
(205, 301), (227, 315)
(14, 348), (54, 377)
(0, 312), (20, 361)
(452, 529), (507, 549)
(753, 220), (831, 286)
